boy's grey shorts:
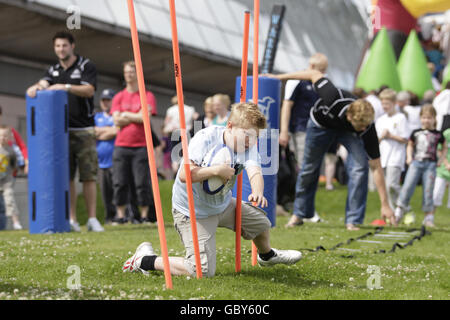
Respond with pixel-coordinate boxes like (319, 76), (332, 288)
(172, 198), (271, 277)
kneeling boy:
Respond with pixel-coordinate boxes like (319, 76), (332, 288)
(123, 102), (302, 277)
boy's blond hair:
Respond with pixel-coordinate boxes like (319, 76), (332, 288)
(379, 88), (397, 102)
(212, 93), (231, 108)
(228, 102), (267, 130)
(347, 99), (375, 126)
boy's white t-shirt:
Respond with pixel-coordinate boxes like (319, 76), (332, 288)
(172, 126), (260, 219)
(375, 112), (409, 170)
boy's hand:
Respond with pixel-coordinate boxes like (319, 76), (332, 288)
(215, 164), (235, 184)
(380, 129), (390, 141)
(248, 193), (268, 208)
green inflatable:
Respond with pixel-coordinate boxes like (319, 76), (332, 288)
(356, 28), (401, 92)
(397, 30), (433, 99)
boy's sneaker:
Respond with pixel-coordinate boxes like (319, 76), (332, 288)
(122, 242), (156, 275)
(70, 220), (81, 232)
(13, 222), (23, 230)
(423, 220), (435, 228)
(303, 211), (322, 223)
(257, 248), (302, 267)
(394, 207), (405, 224)
(423, 215), (435, 228)
(87, 218), (104, 232)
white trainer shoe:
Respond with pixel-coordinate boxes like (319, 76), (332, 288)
(394, 207), (405, 224)
(87, 218), (104, 232)
(70, 220), (81, 232)
(13, 222), (23, 230)
(303, 211), (322, 223)
(122, 242), (155, 275)
(423, 215), (435, 228)
(257, 248), (302, 267)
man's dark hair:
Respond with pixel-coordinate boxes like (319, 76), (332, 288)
(446, 81), (450, 90)
(407, 90), (420, 106)
(52, 31), (75, 44)
(376, 85), (389, 96)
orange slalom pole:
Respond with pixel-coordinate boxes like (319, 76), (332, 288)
(168, 0), (202, 279)
(235, 11), (250, 273)
(126, 0), (173, 289)
(251, 0), (260, 267)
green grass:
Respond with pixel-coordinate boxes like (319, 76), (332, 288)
(0, 180), (449, 300)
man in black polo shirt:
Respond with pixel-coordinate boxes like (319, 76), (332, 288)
(268, 69), (395, 230)
(26, 31), (103, 232)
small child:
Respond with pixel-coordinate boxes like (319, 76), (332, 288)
(395, 105), (445, 227)
(0, 125), (22, 230)
(122, 102), (302, 277)
(376, 89), (409, 210)
(432, 127), (450, 214)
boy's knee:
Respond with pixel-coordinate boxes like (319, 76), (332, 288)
(245, 218), (271, 240)
(185, 256), (216, 278)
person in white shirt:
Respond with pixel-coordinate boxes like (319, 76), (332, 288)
(397, 91), (422, 135)
(163, 95), (198, 134)
(365, 91), (385, 121)
(432, 82), (450, 131)
(163, 95), (198, 174)
(376, 89), (409, 210)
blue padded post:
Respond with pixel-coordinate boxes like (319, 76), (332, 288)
(233, 76), (281, 226)
(26, 90), (70, 234)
